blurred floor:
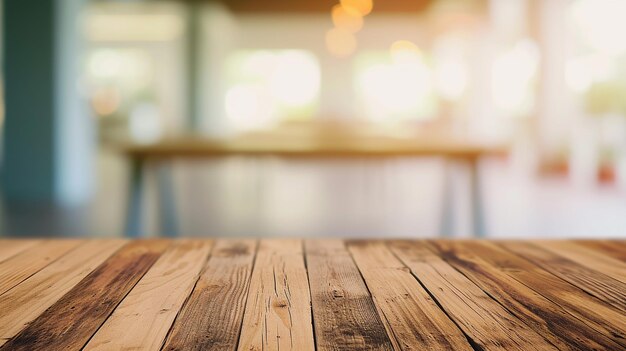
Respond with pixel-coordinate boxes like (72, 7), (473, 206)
(2, 150), (626, 238)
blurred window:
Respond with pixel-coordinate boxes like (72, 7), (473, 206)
(83, 3), (186, 143)
(491, 39), (540, 118)
(567, 0), (626, 117)
(224, 50), (321, 132)
(354, 38), (472, 124)
(354, 44), (438, 123)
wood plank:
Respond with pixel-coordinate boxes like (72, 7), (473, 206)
(575, 240), (626, 262)
(0, 240), (126, 347)
(0, 240), (169, 351)
(305, 240), (394, 351)
(428, 240), (624, 351)
(501, 241), (626, 314)
(388, 241), (557, 351)
(0, 240), (40, 263)
(535, 240), (626, 283)
(471, 241), (626, 348)
(162, 239), (257, 351)
(346, 240), (473, 351)
(84, 240), (213, 351)
(0, 239), (82, 295)
(238, 239), (314, 351)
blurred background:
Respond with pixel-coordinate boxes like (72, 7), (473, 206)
(1, 0), (626, 238)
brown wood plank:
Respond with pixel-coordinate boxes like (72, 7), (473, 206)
(0, 239), (82, 295)
(347, 240), (473, 351)
(238, 239), (314, 351)
(501, 241), (626, 314)
(0, 239), (169, 351)
(0, 240), (126, 347)
(388, 241), (558, 351)
(84, 240), (213, 351)
(535, 240), (626, 283)
(471, 241), (626, 348)
(305, 239), (394, 351)
(162, 239), (257, 351)
(575, 240), (626, 262)
(428, 240), (624, 351)
(0, 240), (40, 263)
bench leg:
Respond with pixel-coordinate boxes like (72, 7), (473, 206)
(157, 163), (178, 237)
(439, 159), (455, 237)
(468, 158), (486, 238)
(125, 158), (145, 238)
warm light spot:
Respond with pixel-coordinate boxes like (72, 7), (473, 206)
(390, 40), (421, 64)
(331, 4), (363, 33)
(340, 0), (373, 16)
(326, 28), (357, 58)
(91, 88), (121, 116)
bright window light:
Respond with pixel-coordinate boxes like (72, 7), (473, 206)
(355, 42), (437, 123)
(570, 0), (626, 55)
(492, 39), (540, 117)
(224, 50), (320, 132)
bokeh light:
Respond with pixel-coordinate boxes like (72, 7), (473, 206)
(331, 4), (364, 33)
(225, 50), (321, 131)
(340, 0), (373, 16)
(326, 28), (357, 58)
(390, 40), (422, 63)
(356, 45), (436, 123)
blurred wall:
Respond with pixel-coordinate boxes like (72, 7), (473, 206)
(2, 0), (94, 205)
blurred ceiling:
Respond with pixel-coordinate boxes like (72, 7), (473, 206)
(170, 0), (458, 14)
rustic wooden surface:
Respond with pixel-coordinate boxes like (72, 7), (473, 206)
(120, 135), (507, 161)
(0, 239), (624, 351)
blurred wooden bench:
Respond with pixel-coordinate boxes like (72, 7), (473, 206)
(119, 132), (508, 237)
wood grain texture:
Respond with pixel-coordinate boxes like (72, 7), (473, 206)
(0, 239), (624, 351)
(162, 239), (257, 351)
(535, 240), (626, 284)
(473, 241), (626, 348)
(84, 240), (213, 351)
(575, 240), (626, 262)
(0, 240), (40, 263)
(389, 241), (557, 351)
(429, 240), (624, 351)
(238, 239), (314, 351)
(501, 241), (626, 314)
(0, 240), (169, 351)
(347, 240), (473, 351)
(123, 135), (507, 160)
(0, 240), (126, 347)
(305, 240), (394, 351)
(0, 240), (82, 295)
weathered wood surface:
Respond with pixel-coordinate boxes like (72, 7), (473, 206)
(0, 239), (624, 350)
(162, 239), (257, 351)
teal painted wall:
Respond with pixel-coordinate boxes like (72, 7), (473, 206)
(2, 0), (93, 204)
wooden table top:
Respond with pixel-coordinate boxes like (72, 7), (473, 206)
(120, 135), (508, 160)
(0, 239), (624, 351)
